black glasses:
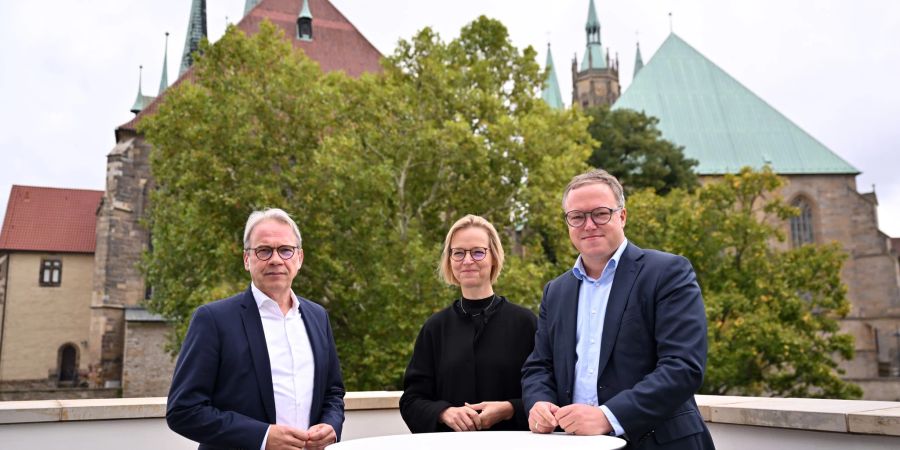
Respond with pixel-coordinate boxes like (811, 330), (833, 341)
(245, 245), (299, 261)
(450, 247), (489, 262)
(564, 206), (623, 228)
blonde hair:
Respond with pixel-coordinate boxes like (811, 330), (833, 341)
(438, 215), (505, 286)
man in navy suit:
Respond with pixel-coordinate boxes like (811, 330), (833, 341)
(167, 208), (344, 450)
(522, 170), (714, 449)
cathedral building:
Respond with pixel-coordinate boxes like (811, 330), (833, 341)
(543, 0), (900, 399)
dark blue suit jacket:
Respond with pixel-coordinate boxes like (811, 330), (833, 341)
(522, 243), (714, 449)
(167, 288), (345, 450)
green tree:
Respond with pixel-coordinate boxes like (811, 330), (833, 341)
(141, 19), (591, 390)
(626, 167), (861, 398)
(585, 105), (698, 195)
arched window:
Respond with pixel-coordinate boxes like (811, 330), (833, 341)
(58, 344), (78, 385)
(790, 197), (814, 247)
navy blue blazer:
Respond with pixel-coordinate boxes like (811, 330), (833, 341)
(167, 288), (345, 450)
(522, 243), (714, 449)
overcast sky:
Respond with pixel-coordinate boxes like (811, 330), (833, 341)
(1, 0), (898, 236)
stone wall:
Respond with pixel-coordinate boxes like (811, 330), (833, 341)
(122, 315), (175, 398)
(0, 253), (93, 382)
(90, 130), (155, 387)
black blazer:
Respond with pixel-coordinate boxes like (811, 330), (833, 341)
(167, 288), (345, 449)
(522, 243), (715, 449)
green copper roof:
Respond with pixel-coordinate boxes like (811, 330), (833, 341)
(585, 0), (600, 30)
(542, 45), (564, 110)
(244, 0), (260, 17)
(158, 32), (169, 95)
(180, 0), (208, 75)
(580, 0), (606, 70)
(614, 33), (858, 175)
(299, 0), (312, 19)
(633, 41), (643, 78)
(130, 66), (155, 114)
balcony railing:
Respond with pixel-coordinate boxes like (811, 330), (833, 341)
(1, 392), (898, 449)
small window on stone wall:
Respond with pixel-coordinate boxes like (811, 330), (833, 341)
(790, 198), (814, 248)
(39, 259), (62, 286)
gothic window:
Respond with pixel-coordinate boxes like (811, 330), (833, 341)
(39, 259), (62, 287)
(790, 197), (814, 247)
(58, 344), (78, 385)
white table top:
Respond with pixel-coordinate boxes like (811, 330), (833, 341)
(332, 431), (626, 450)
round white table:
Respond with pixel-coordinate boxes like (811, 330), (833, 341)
(331, 431), (626, 450)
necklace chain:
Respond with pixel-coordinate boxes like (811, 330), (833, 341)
(459, 295), (497, 317)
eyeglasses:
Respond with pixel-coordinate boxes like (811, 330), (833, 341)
(245, 245), (299, 261)
(564, 206), (623, 228)
(449, 247), (489, 262)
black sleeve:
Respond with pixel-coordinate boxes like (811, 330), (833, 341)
(399, 322), (452, 433)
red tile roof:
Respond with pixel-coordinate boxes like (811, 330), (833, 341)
(118, 0), (382, 132)
(0, 185), (103, 253)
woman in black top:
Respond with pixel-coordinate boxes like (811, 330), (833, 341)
(400, 215), (537, 433)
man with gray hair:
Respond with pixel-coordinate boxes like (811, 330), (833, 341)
(522, 170), (714, 449)
(168, 208), (345, 450)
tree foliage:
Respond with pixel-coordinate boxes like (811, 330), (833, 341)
(585, 105), (698, 195)
(626, 167), (861, 398)
(141, 19), (591, 390)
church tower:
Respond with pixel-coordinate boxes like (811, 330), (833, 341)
(571, 0), (619, 108)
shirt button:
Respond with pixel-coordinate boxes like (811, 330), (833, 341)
(590, 339), (595, 344)
(591, 309), (597, 314)
(589, 369), (594, 374)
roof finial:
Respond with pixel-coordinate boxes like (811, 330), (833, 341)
(669, 12), (674, 33)
(158, 32), (169, 95)
(130, 65), (146, 114)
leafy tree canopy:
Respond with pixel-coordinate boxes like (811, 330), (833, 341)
(585, 105), (698, 195)
(626, 167), (861, 398)
(141, 18), (591, 389)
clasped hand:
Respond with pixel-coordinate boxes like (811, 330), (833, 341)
(266, 423), (336, 450)
(527, 401), (612, 435)
(439, 401), (514, 432)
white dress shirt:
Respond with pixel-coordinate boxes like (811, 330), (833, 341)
(252, 283), (315, 448)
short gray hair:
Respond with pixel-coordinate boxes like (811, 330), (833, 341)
(562, 169), (626, 210)
(243, 208), (302, 248)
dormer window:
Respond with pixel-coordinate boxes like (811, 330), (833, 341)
(298, 16), (312, 40)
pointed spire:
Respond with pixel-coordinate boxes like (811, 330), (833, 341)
(158, 32), (169, 95)
(180, 0), (208, 75)
(244, 0), (261, 17)
(581, 0), (606, 70)
(634, 40), (644, 78)
(297, 0), (313, 40)
(542, 44), (564, 110)
(131, 66), (150, 114)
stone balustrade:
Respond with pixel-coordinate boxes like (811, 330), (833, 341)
(1, 392), (898, 449)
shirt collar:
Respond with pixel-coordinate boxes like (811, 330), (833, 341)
(572, 238), (629, 281)
(250, 282), (299, 314)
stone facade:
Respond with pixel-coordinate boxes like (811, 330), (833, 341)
(0, 253), (94, 389)
(778, 174), (900, 382)
(121, 309), (175, 398)
(89, 130), (154, 387)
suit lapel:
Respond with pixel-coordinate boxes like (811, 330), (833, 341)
(557, 272), (581, 398)
(298, 298), (322, 424)
(240, 289), (276, 423)
(597, 243), (644, 377)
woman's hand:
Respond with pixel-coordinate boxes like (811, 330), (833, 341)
(439, 405), (483, 431)
(465, 401), (514, 430)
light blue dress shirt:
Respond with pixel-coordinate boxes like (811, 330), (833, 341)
(571, 238), (628, 436)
